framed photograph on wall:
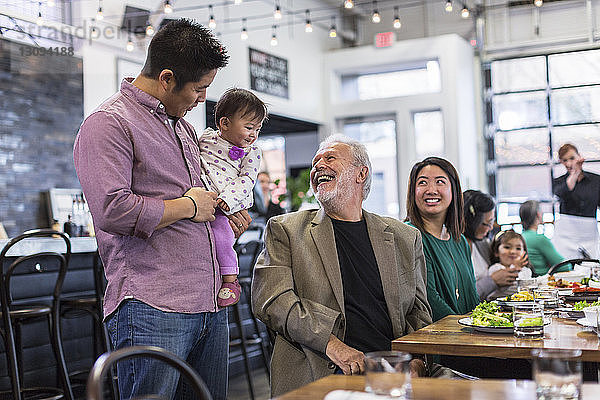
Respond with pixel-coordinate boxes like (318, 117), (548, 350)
(116, 57), (143, 90)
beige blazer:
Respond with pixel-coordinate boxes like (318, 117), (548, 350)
(251, 208), (432, 397)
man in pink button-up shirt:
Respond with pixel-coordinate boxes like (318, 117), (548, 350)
(73, 19), (250, 400)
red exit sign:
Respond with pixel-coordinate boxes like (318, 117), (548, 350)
(375, 32), (395, 48)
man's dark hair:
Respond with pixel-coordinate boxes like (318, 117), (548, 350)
(405, 157), (464, 241)
(558, 143), (579, 159)
(141, 19), (229, 91)
(214, 88), (268, 127)
(463, 189), (495, 242)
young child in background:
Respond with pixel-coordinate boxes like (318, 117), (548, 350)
(487, 230), (534, 300)
(198, 88), (267, 307)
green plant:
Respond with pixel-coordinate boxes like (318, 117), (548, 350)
(277, 168), (316, 211)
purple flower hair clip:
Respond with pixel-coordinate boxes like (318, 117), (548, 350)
(229, 146), (245, 161)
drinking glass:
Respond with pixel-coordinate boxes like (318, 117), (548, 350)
(517, 278), (538, 295)
(513, 303), (544, 338)
(364, 351), (412, 398)
(532, 349), (582, 400)
(534, 287), (559, 322)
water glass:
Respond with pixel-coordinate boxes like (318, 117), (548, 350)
(517, 278), (538, 295)
(535, 287), (559, 321)
(364, 351), (412, 398)
(513, 303), (544, 338)
(532, 349), (582, 400)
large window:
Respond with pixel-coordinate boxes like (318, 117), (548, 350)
(340, 115), (398, 219)
(486, 50), (600, 230)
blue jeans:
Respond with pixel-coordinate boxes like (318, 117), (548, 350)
(106, 300), (229, 400)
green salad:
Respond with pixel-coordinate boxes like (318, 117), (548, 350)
(573, 300), (600, 310)
(471, 301), (513, 327)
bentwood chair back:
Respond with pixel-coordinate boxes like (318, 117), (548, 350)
(86, 346), (213, 400)
(0, 229), (73, 400)
(547, 258), (600, 276)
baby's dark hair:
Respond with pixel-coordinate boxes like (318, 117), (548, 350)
(491, 230), (527, 264)
(214, 88), (268, 128)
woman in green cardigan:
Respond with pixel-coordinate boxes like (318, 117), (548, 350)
(405, 157), (479, 322)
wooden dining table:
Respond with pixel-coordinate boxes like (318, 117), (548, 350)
(275, 375), (600, 399)
(392, 314), (600, 361)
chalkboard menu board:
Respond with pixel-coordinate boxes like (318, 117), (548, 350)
(249, 47), (288, 98)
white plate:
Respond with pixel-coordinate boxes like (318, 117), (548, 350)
(458, 317), (513, 334)
(576, 318), (597, 328)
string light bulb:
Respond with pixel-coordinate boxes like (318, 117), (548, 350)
(126, 36), (135, 52)
(235, 0), (242, 4)
(240, 18), (248, 40)
(445, 0), (453, 12)
(145, 22), (155, 36)
(96, 1), (103, 20)
(304, 10), (312, 33)
(274, 2), (282, 20)
(208, 5), (216, 29)
(460, 5), (470, 18)
(393, 6), (401, 29)
(371, 1), (381, 23)
(36, 2), (43, 26)
(47, 0), (55, 7)
(163, 0), (173, 14)
(534, 0), (543, 6)
(270, 25), (278, 46)
(344, 0), (354, 9)
(329, 16), (337, 38)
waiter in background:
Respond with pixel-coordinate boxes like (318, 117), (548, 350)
(552, 143), (600, 259)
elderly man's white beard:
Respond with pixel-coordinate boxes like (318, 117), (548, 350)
(315, 167), (356, 214)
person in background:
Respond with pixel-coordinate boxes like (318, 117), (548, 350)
(487, 230), (533, 300)
(405, 157), (479, 322)
(463, 190), (526, 301)
(552, 143), (600, 259)
(73, 19), (249, 400)
(519, 200), (570, 275)
(250, 171), (285, 224)
(198, 88), (267, 307)
(252, 134), (433, 396)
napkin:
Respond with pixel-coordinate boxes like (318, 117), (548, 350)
(324, 390), (381, 400)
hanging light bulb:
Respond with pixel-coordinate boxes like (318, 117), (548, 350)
(534, 0), (543, 6)
(305, 10), (312, 33)
(393, 6), (401, 29)
(208, 5), (216, 29)
(274, 3), (282, 20)
(344, 0), (354, 9)
(240, 18), (248, 40)
(329, 16), (337, 38)
(91, 23), (100, 38)
(371, 1), (380, 23)
(460, 5), (470, 18)
(234, 0), (243, 4)
(96, 8), (103, 20)
(145, 22), (155, 36)
(126, 36), (135, 52)
(47, 0), (55, 7)
(445, 0), (453, 12)
(270, 25), (278, 46)
(36, 2), (43, 25)
(163, 0), (173, 14)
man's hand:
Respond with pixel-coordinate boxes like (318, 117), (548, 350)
(490, 267), (519, 287)
(325, 334), (365, 375)
(184, 188), (217, 222)
(217, 198), (230, 212)
(227, 210), (252, 238)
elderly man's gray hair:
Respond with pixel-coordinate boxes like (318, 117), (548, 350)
(318, 134), (372, 199)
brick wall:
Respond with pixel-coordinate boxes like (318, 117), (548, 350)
(0, 38), (83, 237)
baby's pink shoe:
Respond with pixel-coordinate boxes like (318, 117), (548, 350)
(217, 279), (242, 307)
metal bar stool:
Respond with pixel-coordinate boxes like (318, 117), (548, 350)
(59, 252), (115, 398)
(0, 229), (74, 400)
(228, 224), (269, 400)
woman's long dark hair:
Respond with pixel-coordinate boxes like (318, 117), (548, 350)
(463, 190), (495, 242)
(405, 157), (464, 241)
